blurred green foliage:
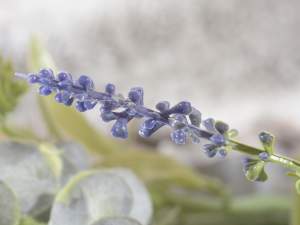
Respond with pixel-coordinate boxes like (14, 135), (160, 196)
(19, 217), (46, 225)
(0, 39), (293, 225)
(0, 56), (27, 120)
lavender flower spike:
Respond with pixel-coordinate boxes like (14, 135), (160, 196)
(16, 68), (300, 191)
(16, 68), (234, 153)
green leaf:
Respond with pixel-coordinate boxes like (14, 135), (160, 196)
(0, 181), (20, 225)
(245, 161), (268, 182)
(0, 55), (27, 120)
(49, 170), (134, 225)
(50, 169), (152, 225)
(0, 141), (61, 214)
(57, 142), (91, 185)
(92, 217), (142, 225)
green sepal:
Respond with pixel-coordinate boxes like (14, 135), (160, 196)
(258, 131), (275, 154)
(245, 161), (268, 182)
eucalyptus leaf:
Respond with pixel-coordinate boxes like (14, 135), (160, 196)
(0, 181), (20, 225)
(0, 141), (61, 214)
(92, 217), (142, 225)
(49, 170), (134, 225)
(56, 142), (91, 185)
(103, 169), (153, 225)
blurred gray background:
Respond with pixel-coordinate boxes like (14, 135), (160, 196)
(1, 0), (300, 195)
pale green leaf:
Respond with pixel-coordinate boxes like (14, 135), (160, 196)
(92, 217), (142, 225)
(57, 142), (91, 185)
(0, 181), (20, 225)
(0, 141), (60, 214)
(49, 170), (133, 225)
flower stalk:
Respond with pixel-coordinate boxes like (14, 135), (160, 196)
(15, 68), (300, 192)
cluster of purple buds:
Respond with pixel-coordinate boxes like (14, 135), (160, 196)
(17, 68), (238, 158)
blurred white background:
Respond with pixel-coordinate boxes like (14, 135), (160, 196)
(1, 0), (300, 194)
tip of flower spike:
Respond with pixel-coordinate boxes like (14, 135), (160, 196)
(15, 72), (31, 81)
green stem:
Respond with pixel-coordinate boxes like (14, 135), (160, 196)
(230, 139), (300, 173)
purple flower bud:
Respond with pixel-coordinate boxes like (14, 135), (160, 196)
(210, 133), (226, 146)
(142, 119), (157, 130)
(57, 80), (72, 90)
(189, 108), (201, 127)
(39, 86), (52, 96)
(105, 83), (116, 95)
(259, 132), (273, 145)
(63, 97), (74, 106)
(219, 148), (227, 158)
(78, 75), (94, 89)
(156, 101), (170, 112)
(139, 119), (164, 138)
(55, 93), (64, 103)
(100, 109), (117, 122)
(169, 114), (188, 130)
(75, 101), (87, 112)
(203, 118), (216, 132)
(57, 71), (72, 81)
(203, 144), (218, 158)
(111, 118), (128, 138)
(83, 101), (97, 110)
(128, 87), (144, 105)
(215, 121), (229, 134)
(39, 68), (54, 79)
(166, 101), (192, 115)
(170, 129), (187, 145)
